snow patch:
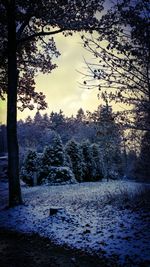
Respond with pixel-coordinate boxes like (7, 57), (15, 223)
(0, 181), (150, 265)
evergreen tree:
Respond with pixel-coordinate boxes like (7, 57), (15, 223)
(47, 167), (76, 185)
(51, 134), (66, 166)
(42, 146), (53, 168)
(39, 145), (53, 183)
(135, 131), (150, 182)
(42, 113), (50, 128)
(65, 153), (73, 169)
(95, 101), (123, 181)
(39, 134), (66, 181)
(34, 111), (43, 127)
(50, 110), (65, 131)
(65, 139), (84, 182)
(81, 140), (96, 181)
(25, 116), (33, 125)
(76, 108), (85, 122)
(20, 150), (38, 186)
(91, 143), (103, 180)
(125, 150), (137, 179)
(38, 135), (76, 185)
(23, 150), (37, 172)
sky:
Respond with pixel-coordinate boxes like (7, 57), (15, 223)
(0, 32), (102, 124)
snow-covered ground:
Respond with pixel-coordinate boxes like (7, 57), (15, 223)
(0, 180), (150, 266)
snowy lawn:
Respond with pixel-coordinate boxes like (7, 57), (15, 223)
(0, 180), (150, 266)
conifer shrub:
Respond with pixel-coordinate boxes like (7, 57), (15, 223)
(50, 134), (66, 166)
(44, 166), (76, 185)
(38, 134), (67, 182)
(20, 150), (38, 186)
(37, 145), (53, 182)
(81, 140), (96, 181)
(65, 139), (84, 182)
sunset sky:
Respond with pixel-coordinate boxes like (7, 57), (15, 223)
(0, 32), (102, 124)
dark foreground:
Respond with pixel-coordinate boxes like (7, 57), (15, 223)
(0, 228), (117, 267)
(0, 229), (150, 267)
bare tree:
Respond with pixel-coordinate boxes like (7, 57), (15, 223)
(81, 0), (150, 132)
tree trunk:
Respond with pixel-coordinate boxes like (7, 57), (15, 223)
(7, 0), (22, 207)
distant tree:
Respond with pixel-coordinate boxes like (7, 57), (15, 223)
(42, 113), (50, 129)
(50, 110), (65, 132)
(36, 129), (56, 153)
(18, 117), (37, 149)
(0, 0), (104, 206)
(34, 111), (43, 127)
(71, 108), (97, 143)
(81, 140), (96, 181)
(24, 114), (43, 149)
(64, 116), (77, 142)
(25, 116), (33, 125)
(65, 139), (84, 182)
(18, 116), (57, 153)
(76, 108), (86, 122)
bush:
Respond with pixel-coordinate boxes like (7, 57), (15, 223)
(109, 170), (119, 180)
(20, 168), (35, 186)
(44, 166), (76, 185)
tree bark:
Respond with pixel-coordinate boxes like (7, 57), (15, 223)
(7, 0), (22, 207)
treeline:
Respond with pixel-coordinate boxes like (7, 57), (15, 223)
(17, 105), (122, 151)
(1, 104), (149, 182)
(19, 104), (124, 185)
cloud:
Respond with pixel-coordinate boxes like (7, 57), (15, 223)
(0, 32), (101, 123)
(32, 33), (100, 117)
